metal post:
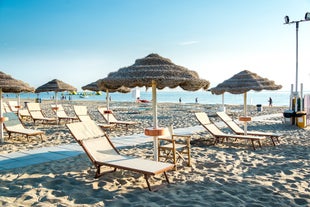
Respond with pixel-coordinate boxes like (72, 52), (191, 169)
(295, 22), (299, 93)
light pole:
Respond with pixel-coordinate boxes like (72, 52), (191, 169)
(284, 12), (310, 94)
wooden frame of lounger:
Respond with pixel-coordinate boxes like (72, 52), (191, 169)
(98, 107), (139, 129)
(27, 103), (57, 124)
(195, 112), (266, 150)
(66, 121), (174, 191)
(3, 112), (44, 141)
(216, 111), (281, 146)
(51, 104), (79, 124)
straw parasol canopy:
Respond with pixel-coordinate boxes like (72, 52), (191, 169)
(97, 53), (210, 160)
(210, 70), (282, 134)
(35, 79), (77, 93)
(210, 70), (282, 95)
(0, 71), (34, 93)
(35, 79), (77, 106)
(82, 80), (131, 93)
(0, 71), (35, 143)
(98, 53), (210, 91)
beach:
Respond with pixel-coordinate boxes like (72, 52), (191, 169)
(0, 99), (309, 206)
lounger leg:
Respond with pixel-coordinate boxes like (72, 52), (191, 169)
(144, 173), (171, 191)
(258, 140), (262, 148)
(251, 140), (256, 150)
(164, 172), (170, 184)
(144, 174), (152, 191)
(270, 137), (276, 146)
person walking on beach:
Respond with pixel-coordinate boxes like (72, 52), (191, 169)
(268, 97), (273, 107)
(179, 97), (182, 103)
(195, 97), (198, 103)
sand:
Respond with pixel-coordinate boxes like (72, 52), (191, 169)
(0, 99), (309, 206)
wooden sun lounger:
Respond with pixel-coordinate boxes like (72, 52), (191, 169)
(216, 111), (281, 146)
(195, 112), (266, 150)
(98, 107), (139, 129)
(51, 104), (79, 124)
(3, 112), (44, 141)
(27, 103), (57, 124)
(8, 101), (19, 114)
(73, 105), (116, 130)
(66, 121), (174, 191)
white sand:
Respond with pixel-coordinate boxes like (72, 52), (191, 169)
(0, 99), (309, 206)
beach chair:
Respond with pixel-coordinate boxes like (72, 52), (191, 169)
(216, 111), (281, 146)
(158, 125), (191, 169)
(8, 101), (19, 114)
(8, 101), (32, 120)
(51, 104), (78, 124)
(18, 108), (32, 120)
(27, 102), (57, 124)
(195, 112), (266, 150)
(73, 105), (115, 130)
(3, 112), (44, 141)
(66, 121), (174, 191)
(2, 102), (12, 113)
(98, 107), (139, 129)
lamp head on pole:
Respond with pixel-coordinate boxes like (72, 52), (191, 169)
(284, 15), (290, 24)
(305, 12), (310, 21)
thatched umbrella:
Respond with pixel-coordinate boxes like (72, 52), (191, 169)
(210, 70), (282, 134)
(35, 79), (77, 105)
(82, 80), (130, 122)
(97, 53), (210, 160)
(0, 71), (34, 143)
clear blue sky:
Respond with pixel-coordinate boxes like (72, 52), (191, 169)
(1, 0), (310, 91)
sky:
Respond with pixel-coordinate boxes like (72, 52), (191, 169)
(1, 0), (310, 92)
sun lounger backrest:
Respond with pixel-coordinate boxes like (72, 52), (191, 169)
(204, 123), (226, 136)
(194, 112), (211, 125)
(51, 104), (67, 117)
(3, 103), (12, 112)
(74, 105), (88, 116)
(30, 111), (45, 119)
(216, 112), (244, 134)
(216, 112), (232, 122)
(19, 109), (30, 117)
(27, 103), (41, 111)
(66, 121), (119, 160)
(8, 101), (19, 112)
(78, 115), (93, 122)
(195, 112), (225, 136)
(98, 107), (118, 122)
(3, 112), (23, 128)
(81, 138), (119, 161)
(67, 121), (105, 140)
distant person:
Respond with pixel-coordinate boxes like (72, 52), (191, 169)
(195, 97), (198, 103)
(179, 97), (182, 103)
(268, 97), (273, 107)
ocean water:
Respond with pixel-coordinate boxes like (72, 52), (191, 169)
(5, 90), (307, 107)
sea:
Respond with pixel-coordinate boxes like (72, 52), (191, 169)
(4, 89), (309, 107)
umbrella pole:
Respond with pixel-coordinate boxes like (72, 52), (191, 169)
(17, 93), (21, 116)
(222, 93), (225, 112)
(106, 90), (110, 123)
(244, 92), (248, 135)
(55, 91), (59, 125)
(152, 80), (158, 161)
(0, 89), (3, 143)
